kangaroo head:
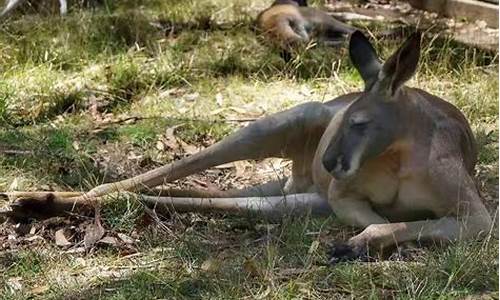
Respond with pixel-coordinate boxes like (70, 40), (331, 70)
(322, 31), (421, 179)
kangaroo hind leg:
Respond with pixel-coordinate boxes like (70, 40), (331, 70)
(79, 102), (333, 200)
(4, 102), (334, 219)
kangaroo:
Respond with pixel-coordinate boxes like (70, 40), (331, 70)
(0, 0), (67, 18)
(2, 32), (492, 262)
(256, 0), (356, 62)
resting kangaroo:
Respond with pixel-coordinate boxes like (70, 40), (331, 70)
(256, 0), (356, 62)
(2, 32), (492, 262)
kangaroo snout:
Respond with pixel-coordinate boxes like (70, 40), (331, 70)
(322, 153), (350, 179)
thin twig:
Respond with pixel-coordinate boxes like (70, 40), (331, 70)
(0, 149), (34, 155)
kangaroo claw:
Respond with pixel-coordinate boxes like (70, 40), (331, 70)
(328, 241), (370, 265)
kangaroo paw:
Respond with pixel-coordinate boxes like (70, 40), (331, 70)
(328, 241), (369, 264)
(0, 193), (91, 221)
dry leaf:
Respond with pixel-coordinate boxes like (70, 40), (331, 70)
(209, 108), (226, 115)
(214, 160), (261, 178)
(30, 284), (50, 295)
(185, 92), (199, 101)
(162, 127), (180, 150)
(42, 216), (67, 227)
(14, 223), (32, 236)
(127, 152), (143, 160)
(72, 141), (80, 151)
(215, 92), (224, 106)
(24, 235), (44, 242)
(215, 162), (236, 169)
(84, 222), (105, 250)
(55, 229), (71, 247)
(243, 257), (262, 277)
(308, 240), (320, 254)
(156, 140), (166, 151)
(178, 107), (189, 114)
(117, 233), (135, 244)
(227, 106), (248, 114)
(178, 139), (199, 155)
(89, 96), (101, 121)
(159, 124), (201, 156)
(29, 226), (36, 235)
(7, 179), (19, 192)
(161, 87), (185, 97)
(99, 236), (120, 246)
(233, 161), (251, 178)
(65, 247), (85, 254)
(255, 285), (272, 299)
(277, 268), (309, 278)
(7, 178), (26, 201)
(299, 85), (312, 96)
(7, 277), (23, 292)
(475, 20), (487, 29)
(254, 224), (278, 231)
(200, 258), (221, 273)
(84, 211), (105, 250)
(75, 257), (86, 266)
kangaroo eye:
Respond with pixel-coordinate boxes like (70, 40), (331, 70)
(350, 121), (370, 130)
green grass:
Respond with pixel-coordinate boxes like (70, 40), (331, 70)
(0, 0), (498, 299)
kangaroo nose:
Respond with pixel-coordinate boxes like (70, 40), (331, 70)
(323, 155), (350, 175)
(322, 155), (334, 173)
(323, 155), (341, 173)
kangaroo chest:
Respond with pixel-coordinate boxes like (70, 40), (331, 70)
(349, 152), (400, 205)
(326, 148), (442, 221)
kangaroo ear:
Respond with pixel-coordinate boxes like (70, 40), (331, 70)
(380, 32), (421, 96)
(349, 31), (382, 91)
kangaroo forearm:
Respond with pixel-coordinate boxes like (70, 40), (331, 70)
(330, 197), (388, 229)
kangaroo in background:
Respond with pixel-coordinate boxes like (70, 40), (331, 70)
(256, 0), (356, 62)
(3, 31), (492, 262)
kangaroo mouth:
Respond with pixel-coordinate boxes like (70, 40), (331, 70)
(331, 157), (357, 180)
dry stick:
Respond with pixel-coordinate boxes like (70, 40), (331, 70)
(0, 0), (26, 18)
(0, 149), (34, 155)
(92, 116), (151, 132)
